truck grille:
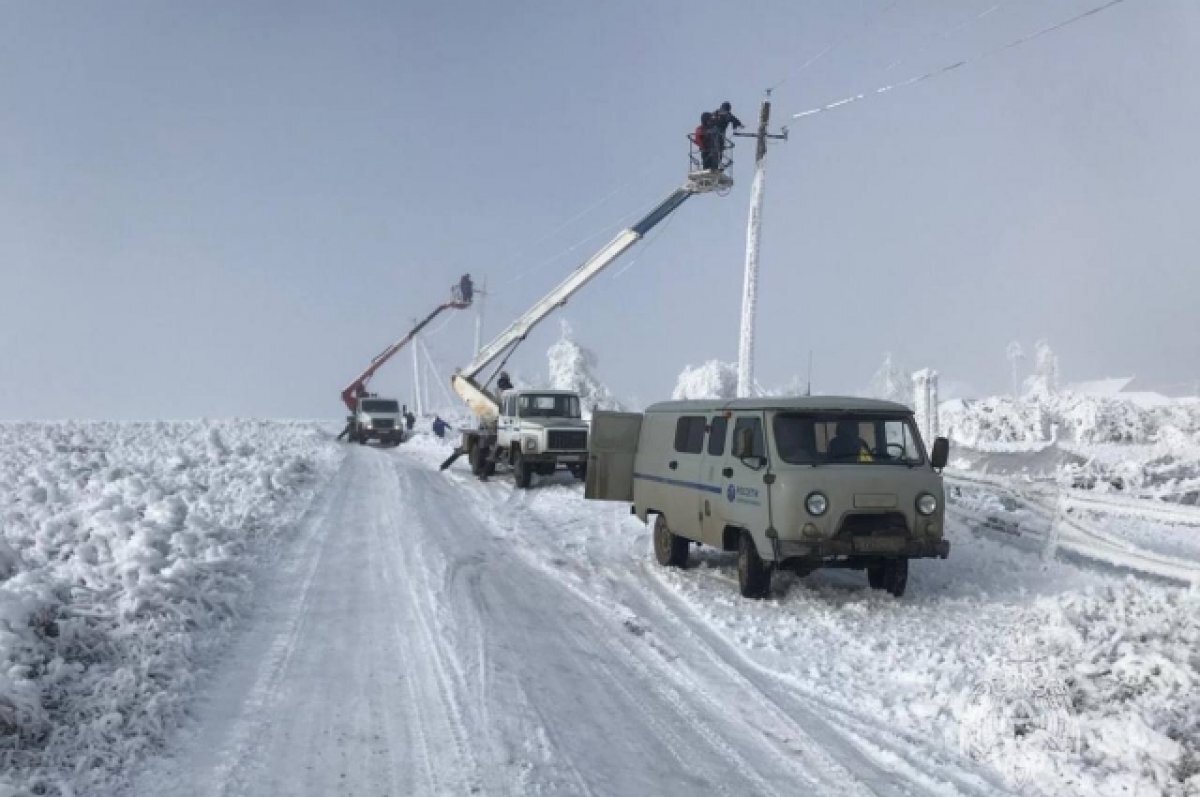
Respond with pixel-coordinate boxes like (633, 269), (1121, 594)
(837, 512), (909, 537)
(547, 430), (587, 451)
(373, 419), (395, 430)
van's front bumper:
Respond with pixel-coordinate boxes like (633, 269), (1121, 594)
(777, 537), (950, 560)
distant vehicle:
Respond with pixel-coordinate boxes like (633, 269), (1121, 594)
(347, 396), (405, 446)
(584, 397), (951, 599)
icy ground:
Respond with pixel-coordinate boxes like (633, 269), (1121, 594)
(2, 422), (1198, 795)
(0, 421), (341, 796)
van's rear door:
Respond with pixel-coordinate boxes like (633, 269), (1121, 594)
(585, 411), (643, 501)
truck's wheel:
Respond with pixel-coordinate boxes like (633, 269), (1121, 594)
(867, 563), (886, 590)
(737, 531), (771, 599)
(357, 432), (369, 446)
(882, 558), (909, 597)
(469, 442), (485, 476)
(513, 449), (533, 489)
(569, 463), (587, 481)
(653, 514), (689, 568)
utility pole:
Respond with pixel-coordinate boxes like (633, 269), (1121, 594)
(734, 91), (788, 398)
(411, 321), (423, 416)
(473, 277), (488, 357)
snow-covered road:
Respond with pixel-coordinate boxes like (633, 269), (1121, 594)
(129, 444), (1005, 797)
(117, 433), (1199, 797)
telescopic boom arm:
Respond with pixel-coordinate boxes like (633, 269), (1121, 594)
(341, 299), (470, 412)
(451, 186), (694, 420)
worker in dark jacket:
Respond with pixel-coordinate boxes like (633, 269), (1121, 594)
(432, 416), (448, 439)
(497, 371), (513, 393)
(458, 273), (474, 304)
(404, 411), (416, 431)
(711, 102), (743, 164)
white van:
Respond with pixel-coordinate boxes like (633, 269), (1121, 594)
(585, 397), (950, 598)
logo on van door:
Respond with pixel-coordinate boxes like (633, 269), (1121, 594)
(726, 484), (761, 505)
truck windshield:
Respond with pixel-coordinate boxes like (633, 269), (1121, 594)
(362, 400), (399, 413)
(517, 394), (581, 419)
(772, 413), (925, 466)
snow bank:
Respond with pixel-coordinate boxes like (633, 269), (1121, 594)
(0, 421), (341, 795)
(672, 360), (738, 400)
(546, 321), (625, 416)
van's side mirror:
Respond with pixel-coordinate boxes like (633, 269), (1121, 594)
(930, 437), (950, 471)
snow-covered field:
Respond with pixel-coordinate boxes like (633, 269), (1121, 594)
(0, 421), (341, 795)
(2, 420), (1198, 795)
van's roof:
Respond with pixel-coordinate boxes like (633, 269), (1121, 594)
(644, 396), (912, 414)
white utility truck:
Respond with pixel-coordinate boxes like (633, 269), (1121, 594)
(584, 397), (951, 598)
(347, 396), (405, 446)
(440, 161), (734, 487)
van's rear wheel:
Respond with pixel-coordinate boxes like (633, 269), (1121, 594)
(737, 531), (771, 599)
(867, 563), (886, 590)
(653, 515), (689, 568)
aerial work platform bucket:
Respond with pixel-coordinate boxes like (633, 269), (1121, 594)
(686, 134), (734, 194)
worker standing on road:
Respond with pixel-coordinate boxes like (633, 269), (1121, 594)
(404, 410), (416, 431)
(432, 415), (448, 439)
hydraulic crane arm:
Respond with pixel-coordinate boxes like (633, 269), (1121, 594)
(451, 186), (693, 420)
(341, 299), (470, 412)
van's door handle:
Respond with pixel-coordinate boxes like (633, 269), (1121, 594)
(668, 460), (678, 470)
(722, 467), (733, 478)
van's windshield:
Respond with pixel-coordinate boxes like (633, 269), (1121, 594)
(361, 399), (400, 413)
(772, 413), (925, 466)
(518, 394), (581, 419)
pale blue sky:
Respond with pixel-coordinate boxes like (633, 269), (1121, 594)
(2, 1), (1196, 418)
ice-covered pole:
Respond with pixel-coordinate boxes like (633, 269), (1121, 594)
(736, 95), (787, 398)
(411, 326), (423, 416)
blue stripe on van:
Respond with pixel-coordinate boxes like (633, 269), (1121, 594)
(633, 472), (722, 494)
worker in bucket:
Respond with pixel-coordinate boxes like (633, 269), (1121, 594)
(710, 101), (742, 165)
(457, 273), (474, 304)
(693, 112), (718, 170)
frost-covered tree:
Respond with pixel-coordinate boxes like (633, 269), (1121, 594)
(1023, 339), (1059, 397)
(673, 361), (739, 400)
(546, 320), (624, 416)
(866, 352), (914, 406)
(1005, 340), (1025, 398)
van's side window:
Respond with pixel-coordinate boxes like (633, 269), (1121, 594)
(673, 416), (706, 454)
(708, 416), (728, 456)
(732, 416), (766, 458)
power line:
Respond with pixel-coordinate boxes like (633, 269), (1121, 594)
(791, 0), (1129, 121)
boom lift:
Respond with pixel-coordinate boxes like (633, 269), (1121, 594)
(339, 281), (472, 444)
(440, 160), (734, 475)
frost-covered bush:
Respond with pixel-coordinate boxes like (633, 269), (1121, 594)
(672, 360), (738, 400)
(547, 321), (625, 416)
(0, 421), (340, 795)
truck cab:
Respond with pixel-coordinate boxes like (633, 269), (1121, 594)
(349, 396), (405, 446)
(494, 390), (590, 488)
(585, 397), (951, 599)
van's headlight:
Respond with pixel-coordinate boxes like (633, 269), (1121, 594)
(805, 492), (828, 517)
(524, 437), (537, 452)
(917, 493), (938, 516)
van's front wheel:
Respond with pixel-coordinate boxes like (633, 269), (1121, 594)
(737, 531), (771, 599)
(882, 558), (908, 597)
(653, 515), (689, 568)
